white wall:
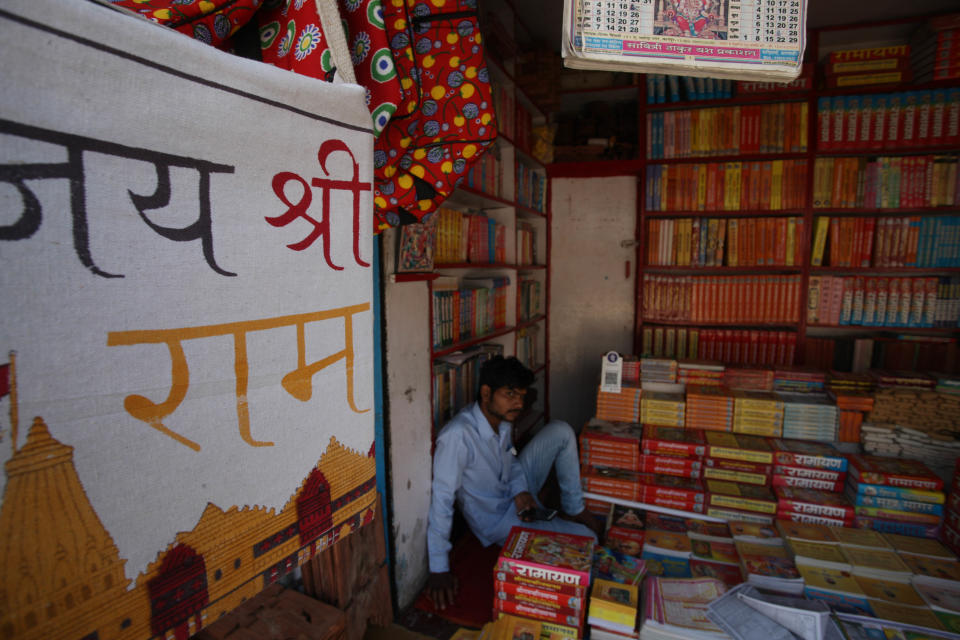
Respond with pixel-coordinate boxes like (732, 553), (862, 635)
(381, 229), (434, 610)
(549, 177), (637, 431)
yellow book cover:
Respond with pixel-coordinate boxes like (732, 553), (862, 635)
(841, 545), (911, 576)
(775, 520), (838, 544)
(785, 216), (796, 266)
(854, 575), (925, 606)
(660, 165), (669, 211)
(451, 629), (481, 640)
(706, 480), (777, 514)
(771, 160), (783, 210)
(901, 555), (960, 582)
(645, 529), (693, 553)
(811, 216), (830, 266)
(589, 578), (638, 623)
(830, 527), (890, 549)
(506, 615), (543, 640)
(797, 565), (864, 596)
(866, 599), (945, 631)
(883, 533), (956, 560)
(727, 218), (739, 267)
(539, 620), (579, 640)
(788, 539), (851, 568)
(702, 468), (767, 486)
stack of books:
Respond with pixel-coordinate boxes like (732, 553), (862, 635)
(640, 577), (730, 640)
(773, 367), (827, 393)
(579, 420), (643, 472)
(771, 439), (849, 493)
(775, 487), (854, 526)
(732, 391), (784, 437)
(846, 454), (946, 538)
(705, 480), (778, 524)
(723, 367), (774, 391)
(684, 386), (734, 432)
(677, 361), (725, 387)
(831, 389), (874, 443)
(641, 391), (686, 428)
(596, 385), (643, 423)
(582, 468), (706, 513)
(940, 459), (960, 556)
(700, 433), (776, 510)
(587, 579), (639, 637)
(913, 13), (960, 82)
(493, 526), (594, 636)
(778, 393), (839, 442)
(641, 358), (678, 384)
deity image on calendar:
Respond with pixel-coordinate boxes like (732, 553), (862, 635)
(654, 0), (728, 40)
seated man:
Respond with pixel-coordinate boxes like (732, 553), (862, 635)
(426, 355), (598, 609)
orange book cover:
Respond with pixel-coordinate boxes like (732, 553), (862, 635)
(759, 162), (772, 211)
(741, 163), (752, 210)
(775, 218), (787, 266)
(794, 218), (805, 266)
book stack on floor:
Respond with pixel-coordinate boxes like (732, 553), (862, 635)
(722, 367), (774, 391)
(731, 391), (784, 437)
(640, 392), (686, 428)
(846, 454), (946, 538)
(684, 386), (734, 432)
(588, 546), (647, 640)
(641, 358), (678, 384)
(941, 458), (960, 555)
(596, 385), (643, 423)
(778, 393), (838, 442)
(639, 577), (730, 640)
(493, 526), (594, 638)
(773, 439), (849, 495)
(677, 361), (724, 387)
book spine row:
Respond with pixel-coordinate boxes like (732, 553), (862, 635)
(517, 222), (537, 266)
(432, 348), (501, 428)
(812, 215), (960, 267)
(492, 82), (515, 140)
(646, 160), (808, 212)
(642, 274), (802, 323)
(913, 26), (960, 83)
(806, 275), (959, 327)
(515, 324), (540, 370)
(517, 160), (546, 212)
(646, 74), (734, 104)
(433, 208), (507, 264)
(464, 143), (502, 198)
(431, 280), (509, 348)
(816, 89), (960, 151)
(646, 216), (805, 267)
(812, 155), (960, 209)
(647, 102), (808, 159)
(642, 326), (796, 366)
(518, 279), (542, 321)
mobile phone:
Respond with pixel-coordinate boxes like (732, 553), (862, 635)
(519, 507), (558, 522)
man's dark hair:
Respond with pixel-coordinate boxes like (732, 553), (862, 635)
(478, 356), (534, 393)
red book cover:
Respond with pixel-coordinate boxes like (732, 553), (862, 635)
(492, 598), (583, 628)
(777, 511), (853, 527)
(581, 422), (643, 449)
(847, 455), (944, 490)
(770, 439), (847, 471)
(637, 454), (703, 478)
(886, 93), (903, 149)
(493, 579), (584, 611)
(496, 526), (594, 587)
(774, 486), (854, 519)
(493, 567), (586, 598)
(582, 453), (642, 471)
(861, 217), (876, 267)
(773, 465), (846, 483)
(605, 526), (646, 557)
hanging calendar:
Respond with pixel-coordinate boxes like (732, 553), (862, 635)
(563, 0), (807, 81)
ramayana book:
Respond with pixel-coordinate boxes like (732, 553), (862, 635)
(497, 527), (594, 588)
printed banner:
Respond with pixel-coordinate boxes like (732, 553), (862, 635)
(562, 0), (808, 81)
(0, 1), (376, 639)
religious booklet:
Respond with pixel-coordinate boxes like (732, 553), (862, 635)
(395, 216), (437, 273)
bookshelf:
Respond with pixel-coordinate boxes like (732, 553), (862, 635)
(384, 0), (552, 446)
(633, 14), (960, 372)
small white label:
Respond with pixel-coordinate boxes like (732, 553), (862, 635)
(600, 351), (622, 393)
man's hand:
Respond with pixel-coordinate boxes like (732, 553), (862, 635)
(427, 571), (459, 610)
(514, 491), (537, 521)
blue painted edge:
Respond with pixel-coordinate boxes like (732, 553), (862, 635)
(372, 239), (394, 602)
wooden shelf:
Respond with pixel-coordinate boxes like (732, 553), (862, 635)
(432, 325), (517, 358)
(517, 315), (546, 330)
(810, 207), (960, 216)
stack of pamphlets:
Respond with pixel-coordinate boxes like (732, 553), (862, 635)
(493, 526), (593, 636)
(678, 361), (725, 387)
(846, 454), (945, 538)
(732, 391), (784, 437)
(860, 421), (960, 474)
(778, 393), (838, 442)
(641, 358), (678, 384)
(685, 385), (735, 432)
(588, 579), (639, 636)
(723, 368), (774, 392)
(640, 577), (730, 640)
(597, 385), (643, 423)
(641, 391), (686, 428)
(773, 367), (827, 393)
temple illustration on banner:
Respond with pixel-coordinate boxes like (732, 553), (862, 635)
(0, 390), (377, 640)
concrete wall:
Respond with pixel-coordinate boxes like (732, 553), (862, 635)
(381, 229), (434, 610)
(549, 177), (638, 431)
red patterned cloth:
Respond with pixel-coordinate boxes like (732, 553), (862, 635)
(372, 0), (497, 230)
(110, 0), (264, 47)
